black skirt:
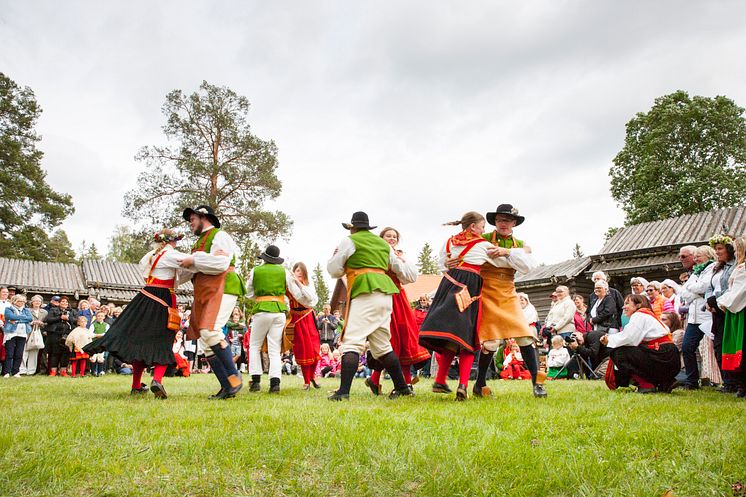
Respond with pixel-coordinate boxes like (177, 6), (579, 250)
(609, 342), (680, 388)
(84, 286), (176, 366)
(419, 268), (482, 354)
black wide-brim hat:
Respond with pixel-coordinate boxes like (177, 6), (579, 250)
(486, 204), (525, 226)
(259, 245), (284, 264)
(342, 211), (377, 230)
(182, 205), (221, 229)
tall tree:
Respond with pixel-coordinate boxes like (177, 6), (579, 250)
(107, 225), (153, 263)
(123, 81), (292, 249)
(0, 72), (74, 260)
(610, 90), (746, 224)
(417, 243), (439, 275)
(572, 243), (584, 259)
(77, 241), (102, 261)
(312, 263), (330, 313)
(47, 229), (76, 263)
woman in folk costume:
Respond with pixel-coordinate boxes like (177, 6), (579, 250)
(286, 262), (321, 390)
(419, 211), (503, 401)
(717, 235), (746, 398)
(601, 294), (679, 393)
(365, 227), (430, 395)
(85, 229), (191, 399)
(468, 204), (544, 399)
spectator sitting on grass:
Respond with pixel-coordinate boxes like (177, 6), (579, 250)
(500, 343), (531, 380)
(315, 343), (335, 377)
(547, 335), (571, 378)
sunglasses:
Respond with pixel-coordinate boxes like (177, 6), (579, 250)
(646, 289), (655, 293)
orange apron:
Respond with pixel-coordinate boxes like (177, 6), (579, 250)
(187, 271), (228, 341)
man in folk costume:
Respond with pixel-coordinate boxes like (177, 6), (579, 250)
(245, 245), (308, 393)
(470, 204), (546, 398)
(327, 211), (418, 400)
(180, 205), (246, 399)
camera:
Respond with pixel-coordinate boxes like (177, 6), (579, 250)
(564, 334), (576, 344)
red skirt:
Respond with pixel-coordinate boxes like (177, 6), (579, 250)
(391, 289), (431, 366)
(291, 309), (321, 367)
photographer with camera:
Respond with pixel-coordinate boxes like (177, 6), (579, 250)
(316, 304), (338, 350)
(567, 328), (609, 373)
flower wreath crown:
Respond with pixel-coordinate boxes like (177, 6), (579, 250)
(154, 231), (184, 243)
(709, 233), (733, 247)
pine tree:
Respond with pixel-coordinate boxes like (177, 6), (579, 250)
(417, 243), (439, 275)
(312, 263), (330, 313)
(572, 243), (584, 259)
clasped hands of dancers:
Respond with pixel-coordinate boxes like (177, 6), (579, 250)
(87, 202), (548, 401)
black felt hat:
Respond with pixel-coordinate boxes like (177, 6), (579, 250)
(259, 245), (284, 264)
(182, 205), (221, 229)
(486, 204), (525, 226)
(342, 211), (377, 230)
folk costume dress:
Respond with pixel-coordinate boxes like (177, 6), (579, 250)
(187, 225), (246, 396)
(285, 279), (320, 387)
(418, 231), (497, 393)
(85, 245), (190, 390)
(605, 309), (679, 392)
(717, 262), (746, 392)
(327, 228), (416, 398)
(369, 254), (430, 389)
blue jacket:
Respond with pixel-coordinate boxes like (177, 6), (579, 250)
(4, 306), (33, 334)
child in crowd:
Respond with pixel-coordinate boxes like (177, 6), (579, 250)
(315, 343), (336, 378)
(78, 300), (94, 327)
(88, 310), (109, 376)
(66, 316), (93, 377)
(173, 330), (191, 377)
(281, 351), (298, 376)
(329, 350), (342, 377)
(500, 343), (532, 380)
(547, 335), (571, 379)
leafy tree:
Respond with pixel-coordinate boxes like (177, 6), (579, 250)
(123, 81), (292, 249)
(107, 225), (153, 263)
(572, 243), (584, 259)
(78, 241), (102, 261)
(47, 229), (76, 263)
(417, 243), (439, 275)
(603, 226), (620, 243)
(312, 263), (330, 313)
(0, 72), (74, 260)
(610, 90), (746, 224)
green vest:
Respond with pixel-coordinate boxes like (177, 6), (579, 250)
(192, 228), (246, 297)
(483, 231), (524, 249)
(92, 322), (108, 335)
(346, 230), (399, 299)
(251, 264), (288, 314)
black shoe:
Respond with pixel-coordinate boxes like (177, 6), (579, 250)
(718, 384), (738, 394)
(432, 382), (452, 394)
(737, 388), (746, 398)
(212, 389), (238, 400)
(130, 383), (148, 395)
(389, 387), (414, 400)
(208, 389), (226, 400)
(637, 387), (657, 394)
(310, 378), (321, 389)
(658, 380), (680, 393)
(269, 378), (280, 394)
(455, 384), (468, 401)
(365, 378), (381, 396)
(249, 380), (261, 392)
(328, 391), (350, 401)
(472, 384), (492, 398)
(150, 380), (167, 399)
(533, 384), (548, 398)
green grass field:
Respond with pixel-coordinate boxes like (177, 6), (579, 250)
(1, 373), (744, 497)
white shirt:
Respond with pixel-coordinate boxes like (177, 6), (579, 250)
(191, 225), (241, 275)
(718, 263), (746, 314)
(437, 238), (537, 274)
(547, 347), (571, 368)
(244, 265), (309, 306)
(680, 264), (714, 325)
(327, 235), (417, 285)
(287, 280), (319, 309)
(545, 297), (576, 333)
(139, 245), (192, 285)
(606, 312), (669, 349)
(523, 304), (539, 324)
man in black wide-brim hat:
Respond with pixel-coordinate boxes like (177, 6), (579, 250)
(326, 211), (418, 400)
(179, 205), (246, 399)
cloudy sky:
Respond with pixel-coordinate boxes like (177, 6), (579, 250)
(3, 1), (746, 281)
